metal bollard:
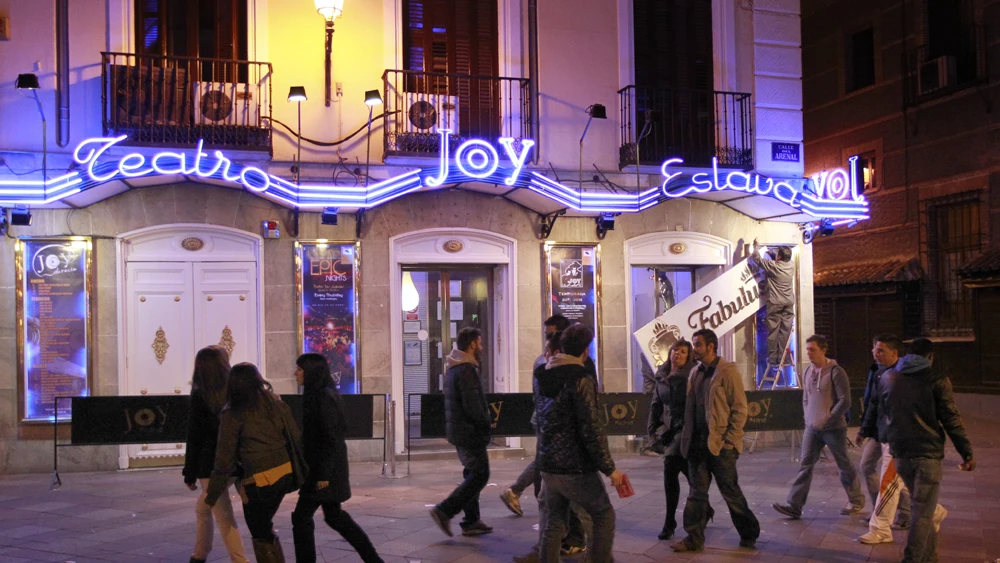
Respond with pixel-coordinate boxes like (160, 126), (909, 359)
(381, 396), (405, 478)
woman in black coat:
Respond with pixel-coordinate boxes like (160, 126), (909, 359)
(182, 346), (248, 563)
(290, 353), (383, 563)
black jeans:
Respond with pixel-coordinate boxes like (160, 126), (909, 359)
(682, 446), (759, 549)
(538, 472), (615, 563)
(663, 454), (689, 532)
(292, 492), (382, 563)
(437, 445), (490, 527)
(896, 457), (943, 563)
(242, 474), (292, 541)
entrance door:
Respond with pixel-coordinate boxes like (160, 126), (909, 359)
(402, 266), (494, 450)
(630, 266), (696, 391)
(124, 260), (258, 465)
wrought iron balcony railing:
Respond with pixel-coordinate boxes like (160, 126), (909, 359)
(618, 85), (753, 169)
(101, 52), (273, 152)
(382, 69), (531, 158)
(903, 25), (987, 107)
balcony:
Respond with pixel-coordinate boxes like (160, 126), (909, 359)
(618, 86), (753, 170)
(903, 25), (987, 107)
(382, 70), (531, 158)
(101, 52), (273, 152)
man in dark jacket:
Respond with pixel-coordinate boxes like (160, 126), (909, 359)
(535, 323), (623, 563)
(430, 327), (493, 538)
(866, 338), (976, 562)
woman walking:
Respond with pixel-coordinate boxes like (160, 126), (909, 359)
(183, 346), (249, 563)
(291, 353), (383, 563)
(205, 363), (305, 563)
(648, 340), (709, 540)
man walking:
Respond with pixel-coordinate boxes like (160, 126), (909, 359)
(858, 335), (908, 514)
(773, 335), (865, 519)
(535, 324), (623, 563)
(865, 338), (975, 562)
(429, 328), (493, 537)
(671, 329), (759, 552)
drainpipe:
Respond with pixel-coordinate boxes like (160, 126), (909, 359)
(528, 0), (539, 163)
(55, 0), (70, 147)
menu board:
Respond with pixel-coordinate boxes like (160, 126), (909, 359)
(20, 239), (91, 421)
(544, 244), (601, 378)
(297, 242), (360, 394)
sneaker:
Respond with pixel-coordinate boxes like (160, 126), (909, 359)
(429, 507), (453, 537)
(933, 506), (948, 532)
(891, 520), (909, 530)
(772, 503), (802, 519)
(670, 540), (702, 553)
(560, 544), (586, 555)
(858, 531), (893, 545)
(841, 501), (865, 515)
(500, 488), (523, 516)
(460, 520), (493, 536)
(739, 538), (757, 549)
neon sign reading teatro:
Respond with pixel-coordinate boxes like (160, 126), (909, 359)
(0, 132), (868, 221)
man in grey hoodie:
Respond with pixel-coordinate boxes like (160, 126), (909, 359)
(773, 334), (865, 519)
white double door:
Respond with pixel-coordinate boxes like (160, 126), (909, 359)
(124, 260), (259, 462)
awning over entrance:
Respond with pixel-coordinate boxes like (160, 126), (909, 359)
(814, 258), (923, 287)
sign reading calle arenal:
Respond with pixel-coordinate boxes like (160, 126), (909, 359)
(633, 258), (762, 368)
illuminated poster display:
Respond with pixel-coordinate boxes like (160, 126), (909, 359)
(544, 244), (601, 381)
(296, 242), (360, 394)
(18, 238), (92, 421)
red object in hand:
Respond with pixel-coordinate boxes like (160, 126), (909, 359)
(615, 474), (634, 498)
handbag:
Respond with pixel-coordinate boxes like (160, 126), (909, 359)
(268, 399), (308, 493)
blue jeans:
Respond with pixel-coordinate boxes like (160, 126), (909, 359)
(437, 446), (490, 527)
(682, 446), (759, 549)
(538, 472), (615, 563)
(786, 427), (864, 513)
(896, 457), (943, 563)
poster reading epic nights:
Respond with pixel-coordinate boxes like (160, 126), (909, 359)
(298, 243), (359, 394)
(20, 239), (91, 421)
(545, 244), (600, 379)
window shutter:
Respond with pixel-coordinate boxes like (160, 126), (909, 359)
(632, 0), (713, 90)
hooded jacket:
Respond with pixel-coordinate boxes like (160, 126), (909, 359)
(299, 378), (352, 503)
(647, 360), (695, 457)
(865, 354), (974, 461)
(801, 358), (851, 430)
(534, 354), (615, 476)
(443, 348), (491, 449)
(679, 357), (749, 457)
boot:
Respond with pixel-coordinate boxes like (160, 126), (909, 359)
(252, 533), (286, 563)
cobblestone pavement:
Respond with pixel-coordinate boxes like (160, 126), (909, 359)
(1, 419), (998, 563)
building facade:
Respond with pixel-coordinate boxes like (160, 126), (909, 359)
(804, 0), (1000, 391)
(0, 0), (832, 474)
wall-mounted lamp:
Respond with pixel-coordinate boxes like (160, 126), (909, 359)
(321, 207), (339, 226)
(364, 89), (383, 187)
(288, 86), (307, 184)
(16, 73), (46, 198)
(315, 0), (345, 107)
(579, 103), (607, 187)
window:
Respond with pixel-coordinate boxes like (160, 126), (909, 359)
(926, 194), (982, 331)
(854, 151), (877, 194)
(632, 0), (713, 91)
(135, 0), (248, 80)
(846, 28), (875, 93)
(403, 0), (498, 82)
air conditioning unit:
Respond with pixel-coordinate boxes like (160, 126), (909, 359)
(917, 56), (957, 95)
(402, 92), (459, 134)
(193, 82), (258, 126)
(109, 64), (190, 126)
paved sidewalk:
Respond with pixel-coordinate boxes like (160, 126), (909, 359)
(1, 419), (998, 563)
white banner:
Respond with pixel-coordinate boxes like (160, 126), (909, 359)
(634, 258), (763, 368)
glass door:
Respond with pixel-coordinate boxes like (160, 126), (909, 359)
(631, 267), (696, 391)
(402, 265), (494, 449)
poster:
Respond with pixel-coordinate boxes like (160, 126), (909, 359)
(633, 257), (763, 369)
(298, 242), (360, 394)
(545, 245), (600, 375)
(19, 239), (91, 421)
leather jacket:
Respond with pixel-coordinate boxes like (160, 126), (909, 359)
(534, 355), (615, 476)
(648, 362), (694, 457)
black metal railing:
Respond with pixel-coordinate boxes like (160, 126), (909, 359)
(382, 70), (531, 157)
(903, 25), (987, 107)
(618, 85), (753, 169)
(102, 52), (273, 152)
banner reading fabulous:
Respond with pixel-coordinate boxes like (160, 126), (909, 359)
(634, 258), (762, 368)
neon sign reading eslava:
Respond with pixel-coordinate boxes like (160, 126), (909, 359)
(0, 131), (868, 220)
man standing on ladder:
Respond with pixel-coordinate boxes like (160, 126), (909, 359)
(751, 240), (795, 374)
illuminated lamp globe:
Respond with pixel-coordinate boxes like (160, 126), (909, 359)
(315, 0), (344, 21)
(401, 271), (420, 312)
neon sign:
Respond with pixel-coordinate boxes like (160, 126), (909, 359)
(0, 132), (868, 221)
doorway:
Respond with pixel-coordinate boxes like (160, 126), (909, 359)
(117, 224), (264, 469)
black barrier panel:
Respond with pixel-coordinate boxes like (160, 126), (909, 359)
(416, 392), (651, 438)
(280, 395), (378, 439)
(744, 387), (866, 432)
(70, 396), (191, 445)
